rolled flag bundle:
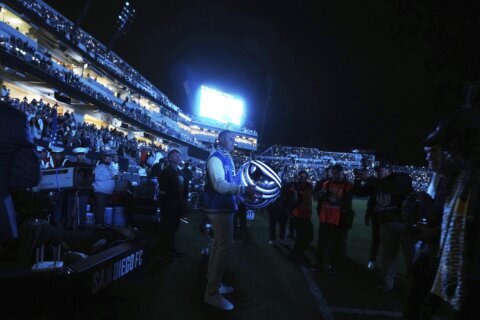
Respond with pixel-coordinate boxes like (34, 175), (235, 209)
(236, 160), (282, 209)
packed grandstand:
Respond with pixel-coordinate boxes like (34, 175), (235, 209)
(0, 0), (432, 191)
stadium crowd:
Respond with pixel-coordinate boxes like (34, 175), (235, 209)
(256, 146), (432, 192)
(0, 34), (202, 148)
(3, 91), (168, 165)
(191, 115), (258, 136)
(17, 0), (180, 112)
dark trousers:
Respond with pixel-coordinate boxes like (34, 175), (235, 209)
(66, 192), (88, 227)
(94, 192), (111, 225)
(369, 215), (381, 261)
(287, 215), (296, 238)
(233, 209), (247, 237)
(269, 210), (288, 240)
(381, 222), (415, 289)
(292, 218), (313, 258)
(158, 214), (180, 257)
(316, 223), (343, 267)
(339, 228), (349, 260)
(403, 252), (436, 319)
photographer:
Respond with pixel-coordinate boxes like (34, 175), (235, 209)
(355, 160), (414, 292)
(314, 164), (354, 274)
(289, 170), (314, 265)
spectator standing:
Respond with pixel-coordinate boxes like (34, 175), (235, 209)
(1, 85), (10, 101)
(35, 146), (50, 169)
(157, 149), (186, 262)
(93, 151), (117, 226)
(355, 160), (414, 292)
(29, 112), (43, 141)
(17, 97), (28, 114)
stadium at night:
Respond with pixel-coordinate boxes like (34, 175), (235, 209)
(0, 1), (478, 319)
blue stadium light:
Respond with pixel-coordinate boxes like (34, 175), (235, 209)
(198, 85), (244, 126)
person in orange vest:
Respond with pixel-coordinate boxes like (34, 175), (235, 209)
(314, 164), (354, 274)
(288, 170), (314, 265)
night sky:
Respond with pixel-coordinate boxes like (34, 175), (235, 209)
(46, 0), (480, 165)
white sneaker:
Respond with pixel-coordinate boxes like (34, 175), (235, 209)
(204, 292), (234, 310)
(367, 260), (375, 270)
(219, 283), (234, 294)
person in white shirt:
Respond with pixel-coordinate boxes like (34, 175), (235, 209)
(93, 151), (117, 226)
(35, 146), (50, 169)
(30, 112), (43, 141)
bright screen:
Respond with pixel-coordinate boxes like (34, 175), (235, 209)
(199, 86), (244, 125)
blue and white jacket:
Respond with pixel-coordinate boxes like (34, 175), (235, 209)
(202, 147), (244, 213)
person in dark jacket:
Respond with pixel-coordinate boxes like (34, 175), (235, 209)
(422, 108), (480, 319)
(1, 104), (39, 253)
(157, 149), (187, 262)
(64, 148), (93, 228)
(355, 160), (414, 292)
(401, 145), (448, 318)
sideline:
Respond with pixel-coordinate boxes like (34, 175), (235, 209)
(299, 264), (335, 320)
(275, 240), (334, 319)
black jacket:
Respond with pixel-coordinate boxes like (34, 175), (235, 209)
(356, 172), (413, 223)
(158, 165), (186, 218)
(0, 105), (39, 240)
